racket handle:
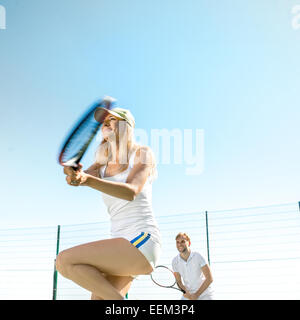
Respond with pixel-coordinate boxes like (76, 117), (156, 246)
(176, 281), (186, 294)
(70, 162), (83, 171)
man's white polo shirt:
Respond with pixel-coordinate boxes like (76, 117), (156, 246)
(172, 251), (213, 298)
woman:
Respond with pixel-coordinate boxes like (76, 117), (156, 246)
(56, 106), (161, 300)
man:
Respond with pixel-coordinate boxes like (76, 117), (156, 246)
(172, 232), (214, 300)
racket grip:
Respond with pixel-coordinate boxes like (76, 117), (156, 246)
(176, 282), (186, 293)
(71, 162), (83, 171)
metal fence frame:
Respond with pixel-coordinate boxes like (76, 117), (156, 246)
(50, 201), (300, 300)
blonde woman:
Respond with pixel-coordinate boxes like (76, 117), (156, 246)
(56, 106), (161, 300)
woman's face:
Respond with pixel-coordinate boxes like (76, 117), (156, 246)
(101, 114), (120, 140)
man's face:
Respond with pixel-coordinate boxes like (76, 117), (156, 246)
(176, 236), (190, 253)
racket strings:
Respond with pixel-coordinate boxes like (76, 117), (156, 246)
(151, 267), (176, 287)
(61, 108), (104, 165)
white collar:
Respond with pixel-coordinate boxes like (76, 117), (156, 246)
(178, 251), (194, 263)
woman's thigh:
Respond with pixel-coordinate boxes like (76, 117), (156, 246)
(57, 237), (153, 276)
(91, 274), (133, 300)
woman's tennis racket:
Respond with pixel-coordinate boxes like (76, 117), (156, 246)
(150, 265), (185, 293)
(58, 96), (116, 169)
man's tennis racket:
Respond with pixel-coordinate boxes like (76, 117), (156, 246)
(58, 96), (116, 169)
(150, 265), (185, 293)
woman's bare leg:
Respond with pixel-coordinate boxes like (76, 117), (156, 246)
(56, 238), (152, 300)
(91, 274), (133, 300)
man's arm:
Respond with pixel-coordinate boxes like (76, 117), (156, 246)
(174, 272), (187, 293)
(193, 264), (213, 298)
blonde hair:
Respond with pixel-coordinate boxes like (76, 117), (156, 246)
(175, 232), (191, 245)
(94, 119), (157, 180)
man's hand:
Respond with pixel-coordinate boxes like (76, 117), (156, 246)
(183, 291), (199, 300)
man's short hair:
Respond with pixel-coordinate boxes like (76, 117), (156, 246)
(175, 232), (191, 245)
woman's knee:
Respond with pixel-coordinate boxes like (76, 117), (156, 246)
(91, 293), (104, 300)
(56, 250), (72, 277)
(143, 264), (153, 275)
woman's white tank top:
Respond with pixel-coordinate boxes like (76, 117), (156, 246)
(99, 149), (161, 244)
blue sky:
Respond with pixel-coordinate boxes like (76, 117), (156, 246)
(0, 0), (300, 229)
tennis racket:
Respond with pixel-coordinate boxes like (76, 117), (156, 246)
(150, 265), (186, 293)
(58, 96), (116, 169)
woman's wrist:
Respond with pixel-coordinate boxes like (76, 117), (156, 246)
(81, 173), (91, 186)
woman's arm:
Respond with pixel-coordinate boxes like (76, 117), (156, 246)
(64, 146), (154, 201)
(83, 163), (101, 177)
(84, 175), (140, 201)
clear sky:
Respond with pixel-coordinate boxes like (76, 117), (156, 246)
(0, 0), (300, 229)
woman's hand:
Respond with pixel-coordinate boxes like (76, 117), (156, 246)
(63, 164), (88, 187)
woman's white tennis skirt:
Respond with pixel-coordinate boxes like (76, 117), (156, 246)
(127, 232), (161, 269)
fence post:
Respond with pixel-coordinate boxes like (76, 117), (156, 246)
(52, 225), (61, 300)
(205, 211), (211, 265)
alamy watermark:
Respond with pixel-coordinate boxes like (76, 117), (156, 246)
(0, 4), (6, 30)
(96, 124), (205, 176)
(292, 5), (300, 30)
(139, 128), (204, 176)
